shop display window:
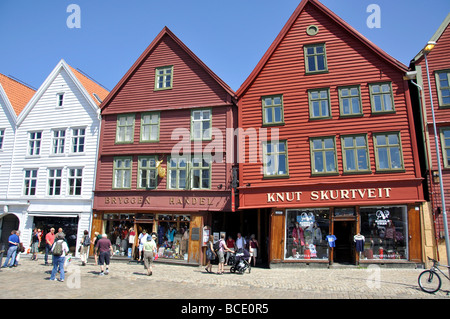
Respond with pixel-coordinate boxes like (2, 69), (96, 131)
(155, 214), (190, 260)
(360, 206), (407, 260)
(285, 208), (330, 260)
(103, 213), (135, 256)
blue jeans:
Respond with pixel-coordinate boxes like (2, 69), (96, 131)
(45, 244), (52, 264)
(50, 256), (65, 281)
(2, 246), (17, 267)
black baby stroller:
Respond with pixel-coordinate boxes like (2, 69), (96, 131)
(230, 249), (251, 274)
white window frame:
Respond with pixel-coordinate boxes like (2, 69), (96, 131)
(71, 128), (86, 153)
(67, 168), (83, 196)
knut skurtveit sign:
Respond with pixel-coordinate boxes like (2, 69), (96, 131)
(266, 187), (392, 203)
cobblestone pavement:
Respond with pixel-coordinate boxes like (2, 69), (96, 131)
(1, 256), (449, 301)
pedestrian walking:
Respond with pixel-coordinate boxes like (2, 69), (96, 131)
(95, 234), (113, 276)
(2, 230), (20, 268)
(92, 231), (101, 265)
(49, 233), (69, 282)
(79, 230), (91, 266)
(143, 233), (157, 276)
(249, 234), (259, 267)
(14, 231), (23, 266)
(30, 228), (41, 261)
(138, 229), (150, 261)
(217, 233), (233, 275)
(44, 228), (55, 266)
(205, 235), (216, 273)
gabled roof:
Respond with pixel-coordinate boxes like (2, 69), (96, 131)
(411, 12), (450, 63)
(100, 26), (236, 110)
(17, 59), (109, 125)
(236, 0), (408, 97)
(68, 66), (109, 106)
(0, 73), (35, 117)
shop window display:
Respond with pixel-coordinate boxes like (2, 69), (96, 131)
(285, 209), (330, 260)
(360, 206), (407, 260)
(156, 214), (190, 261)
(103, 214), (135, 256)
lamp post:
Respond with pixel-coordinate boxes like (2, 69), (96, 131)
(423, 41), (450, 270)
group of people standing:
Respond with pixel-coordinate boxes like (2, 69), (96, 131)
(205, 232), (259, 274)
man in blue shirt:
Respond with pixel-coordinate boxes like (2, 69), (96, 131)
(2, 230), (20, 268)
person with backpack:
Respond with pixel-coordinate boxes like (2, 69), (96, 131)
(79, 230), (91, 266)
(49, 233), (69, 282)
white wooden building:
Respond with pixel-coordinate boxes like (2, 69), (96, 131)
(0, 73), (35, 244)
(4, 60), (108, 256)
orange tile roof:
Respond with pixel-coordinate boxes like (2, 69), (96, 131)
(68, 65), (109, 106)
(0, 73), (36, 116)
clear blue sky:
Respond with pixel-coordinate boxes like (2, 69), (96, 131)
(0, 0), (449, 92)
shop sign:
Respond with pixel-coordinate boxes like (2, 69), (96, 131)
(169, 197), (214, 206)
(375, 209), (391, 226)
(297, 212), (315, 228)
(104, 196), (151, 205)
(266, 187), (392, 203)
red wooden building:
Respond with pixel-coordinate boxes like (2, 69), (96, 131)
(410, 13), (450, 263)
(236, 0), (425, 266)
(93, 27), (237, 265)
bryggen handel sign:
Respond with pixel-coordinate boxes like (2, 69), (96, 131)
(267, 187), (392, 203)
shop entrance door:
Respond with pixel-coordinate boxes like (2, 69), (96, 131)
(333, 221), (356, 264)
(134, 223), (154, 260)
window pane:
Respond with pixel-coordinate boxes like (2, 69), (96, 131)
(357, 149), (368, 170)
(345, 149), (356, 171)
(317, 55), (325, 71)
(378, 148), (389, 169)
(314, 152), (324, 172)
(390, 147), (401, 168)
(325, 151), (335, 171)
(278, 154), (286, 175)
(352, 98), (360, 114)
(356, 136), (366, 147)
(324, 138), (334, 149)
(376, 135), (386, 146)
(308, 56), (316, 71)
(274, 107), (282, 122)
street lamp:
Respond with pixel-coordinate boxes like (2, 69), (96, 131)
(423, 40), (450, 270)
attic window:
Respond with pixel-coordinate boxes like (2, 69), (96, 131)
(56, 93), (64, 108)
(306, 25), (319, 36)
(155, 66), (173, 90)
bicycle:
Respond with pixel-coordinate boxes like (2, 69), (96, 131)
(418, 257), (450, 294)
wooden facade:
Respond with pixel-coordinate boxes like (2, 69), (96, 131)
(2, 59), (108, 255)
(94, 27), (237, 265)
(237, 0), (425, 266)
(410, 13), (450, 262)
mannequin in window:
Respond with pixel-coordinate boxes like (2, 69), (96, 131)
(385, 221), (396, 251)
(292, 222), (305, 257)
(312, 222), (322, 245)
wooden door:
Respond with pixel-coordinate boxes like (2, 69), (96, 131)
(89, 212), (103, 256)
(408, 205), (422, 262)
(269, 210), (285, 263)
(188, 214), (203, 264)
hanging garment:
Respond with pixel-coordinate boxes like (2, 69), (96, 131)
(325, 235), (336, 247)
(353, 234), (365, 252)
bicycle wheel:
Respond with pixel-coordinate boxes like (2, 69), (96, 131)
(418, 270), (441, 293)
